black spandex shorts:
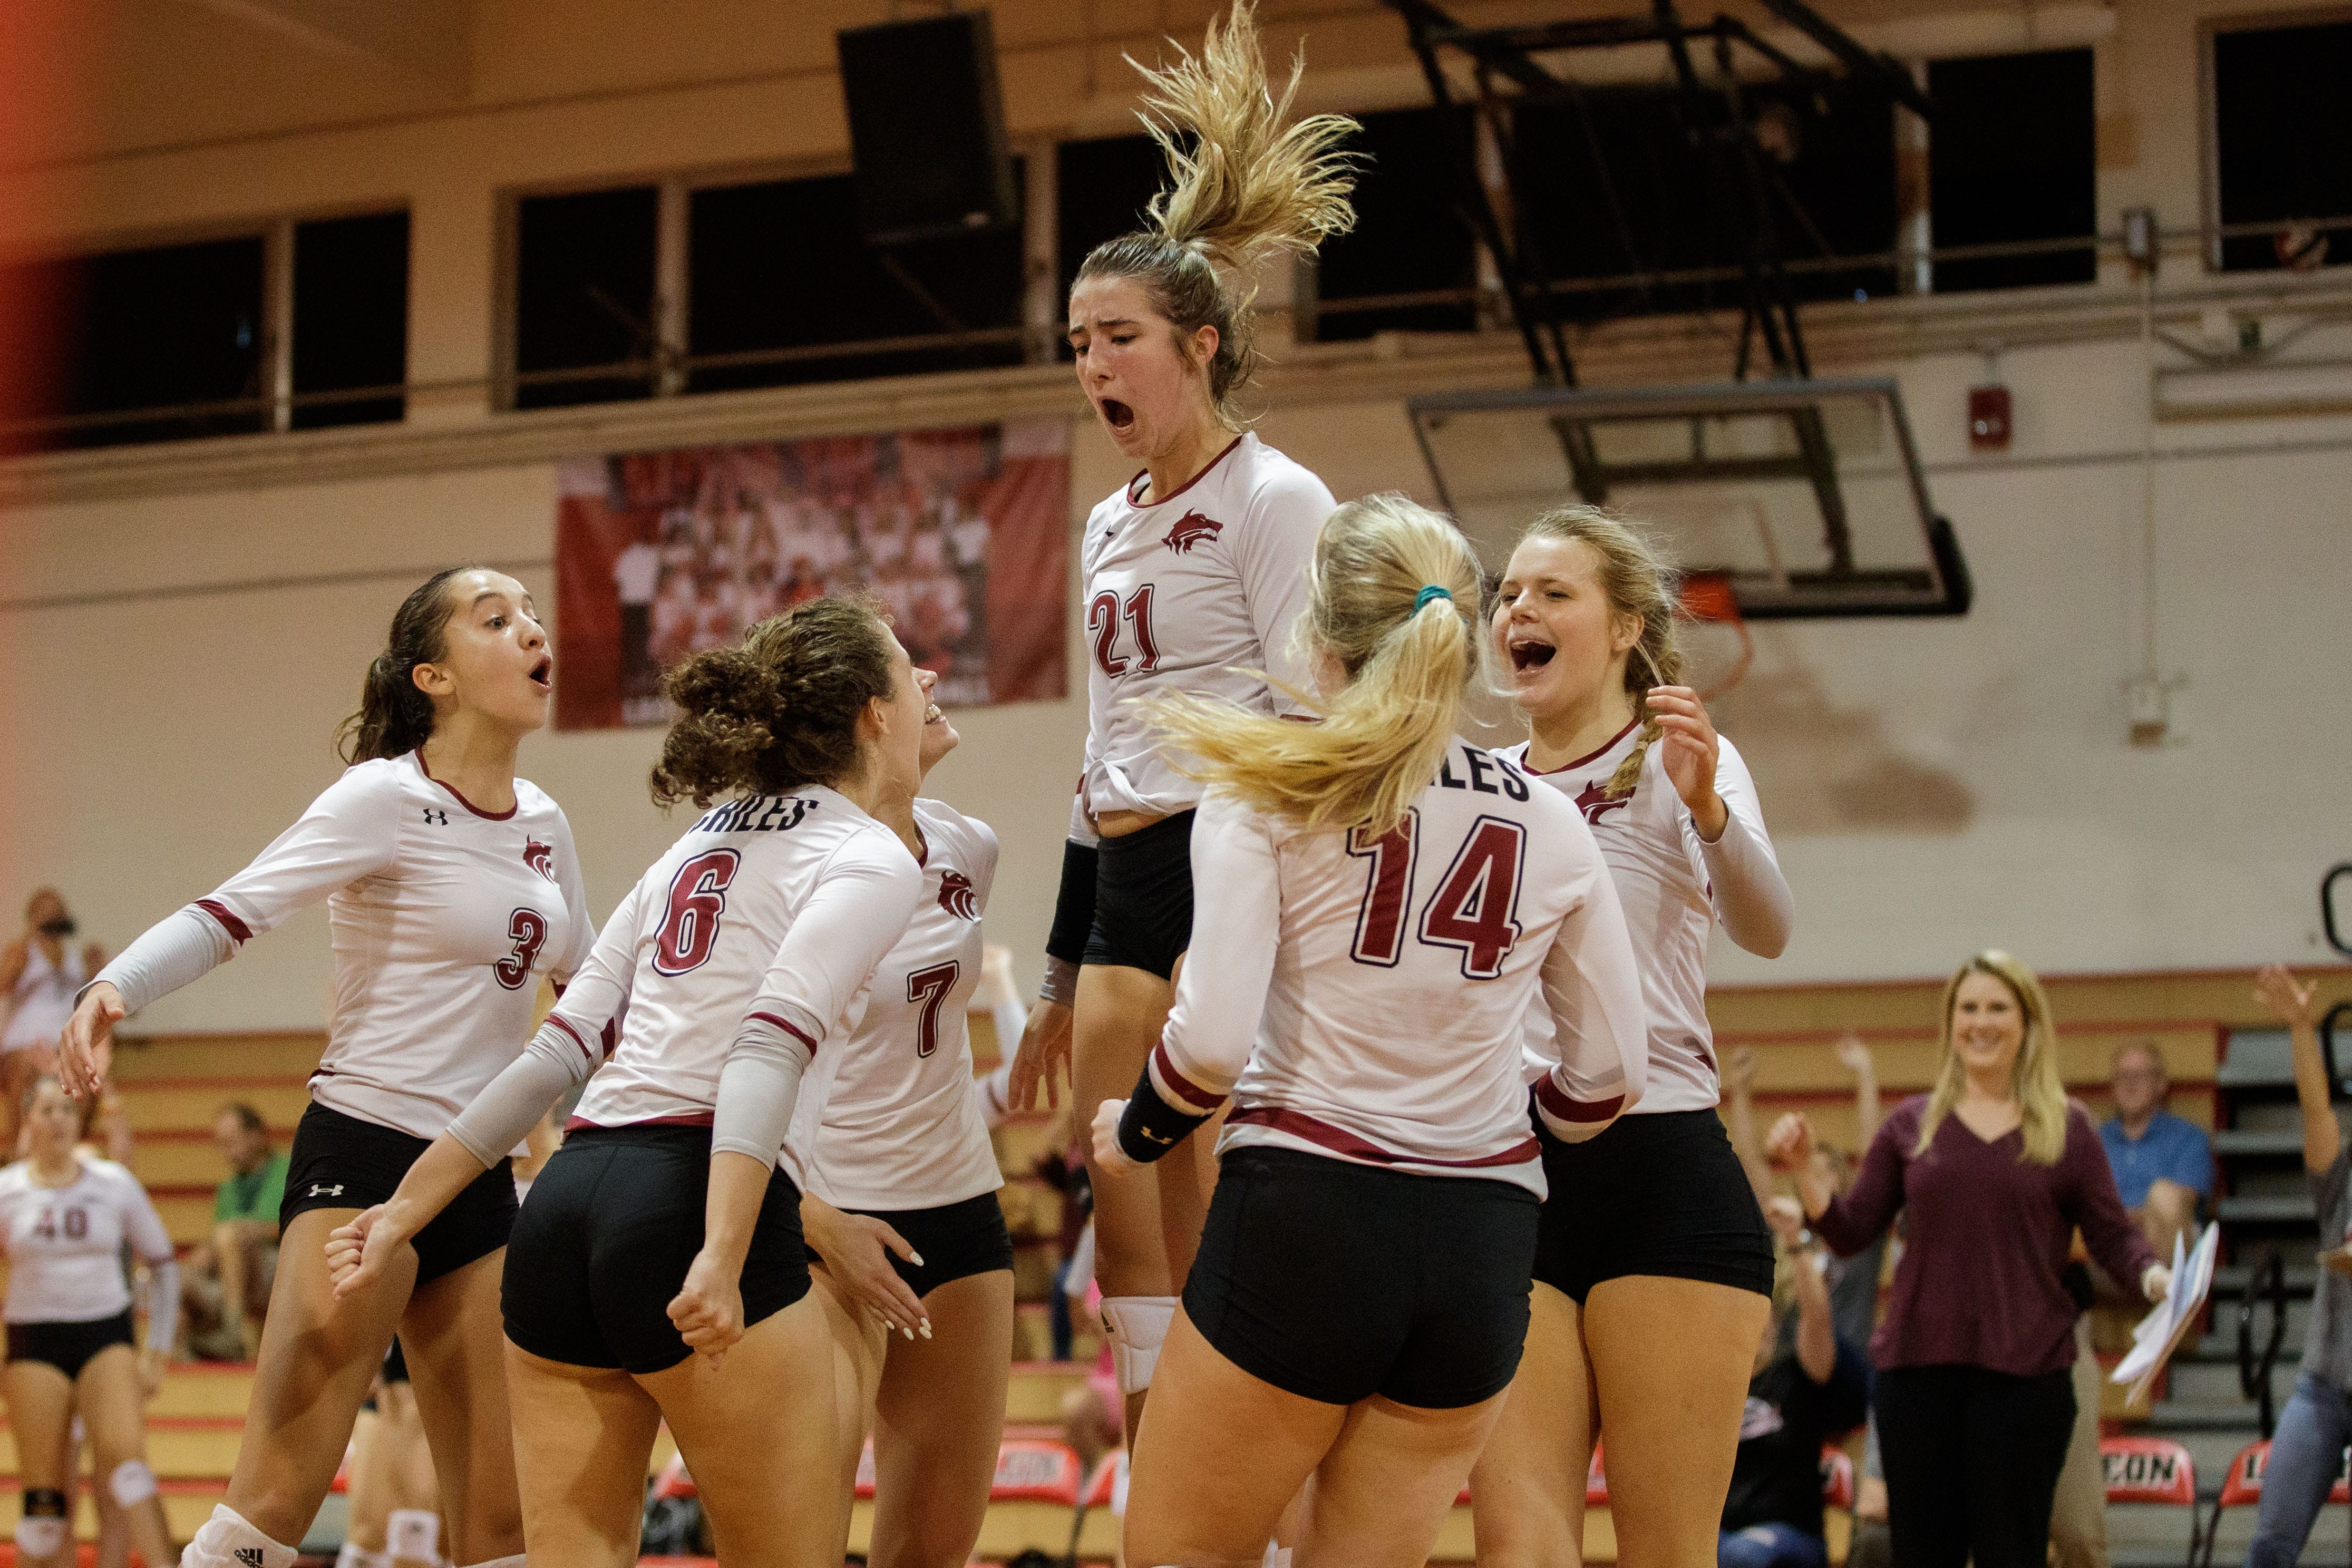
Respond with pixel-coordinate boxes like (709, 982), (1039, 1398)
(282, 1102), (517, 1285)
(501, 1123), (810, 1376)
(807, 1189), (1014, 1301)
(1184, 1146), (1539, 1409)
(1532, 1107), (1775, 1304)
(1082, 809), (1195, 979)
(5, 1312), (134, 1379)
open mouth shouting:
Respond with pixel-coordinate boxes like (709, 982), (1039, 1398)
(1097, 396), (1137, 439)
(1504, 630), (1558, 677)
(528, 655), (553, 695)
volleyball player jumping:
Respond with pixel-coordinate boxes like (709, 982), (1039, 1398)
(329, 598), (933, 1568)
(60, 568), (593, 1568)
(1007, 0), (1358, 1437)
(1090, 494), (1649, 1568)
(1472, 509), (1795, 1568)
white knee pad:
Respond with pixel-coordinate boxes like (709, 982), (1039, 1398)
(385, 1508), (439, 1564)
(186, 1503), (300, 1568)
(108, 1458), (158, 1506)
(1099, 1294), (1178, 1397)
(15, 1514), (65, 1557)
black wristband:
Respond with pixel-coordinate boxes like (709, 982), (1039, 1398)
(1116, 1068), (1209, 1165)
(1045, 839), (1100, 966)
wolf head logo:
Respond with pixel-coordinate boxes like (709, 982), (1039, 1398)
(524, 839), (556, 880)
(1574, 778), (1632, 827)
(939, 869), (980, 921)
(1162, 510), (1222, 554)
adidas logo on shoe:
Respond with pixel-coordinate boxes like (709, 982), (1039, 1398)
(235, 1549), (266, 1567)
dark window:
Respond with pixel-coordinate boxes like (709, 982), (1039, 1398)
(687, 165), (1024, 393)
(1307, 106), (1479, 340)
(0, 235), (268, 453)
(511, 186), (658, 409)
(1512, 80), (1896, 325)
(1056, 134), (1168, 355)
(2211, 19), (2352, 273)
(292, 211), (408, 430)
(1927, 50), (2096, 291)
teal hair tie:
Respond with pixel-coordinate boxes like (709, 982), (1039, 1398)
(1414, 585), (1453, 612)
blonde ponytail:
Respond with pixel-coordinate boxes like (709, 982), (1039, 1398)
(1077, 2), (1358, 424)
(1514, 505), (1686, 799)
(1913, 950), (2070, 1166)
(1151, 494), (1487, 835)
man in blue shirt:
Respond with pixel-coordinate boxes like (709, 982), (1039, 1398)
(2100, 1040), (2212, 1259)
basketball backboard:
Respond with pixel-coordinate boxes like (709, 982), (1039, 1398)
(1407, 377), (1970, 618)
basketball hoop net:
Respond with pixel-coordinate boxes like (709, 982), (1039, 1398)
(1677, 571), (1754, 700)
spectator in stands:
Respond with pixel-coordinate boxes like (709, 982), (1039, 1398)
(1730, 1199), (1870, 1567)
(2099, 1038), (2211, 1260)
(1, 889), (106, 1153)
(1767, 951), (2169, 1568)
(181, 1103), (285, 1359)
(2244, 966), (2352, 1568)
(1726, 1035), (1886, 1352)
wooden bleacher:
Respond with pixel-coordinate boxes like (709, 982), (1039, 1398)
(0, 966), (2314, 1559)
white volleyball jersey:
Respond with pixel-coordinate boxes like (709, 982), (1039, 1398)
(188, 753), (595, 1139)
(1075, 432), (1334, 824)
(559, 787), (924, 1133)
(0, 1156), (173, 1324)
(3, 942), (85, 1054)
(1504, 724), (1781, 1114)
(783, 798), (1004, 1211)
(1152, 743), (1651, 1195)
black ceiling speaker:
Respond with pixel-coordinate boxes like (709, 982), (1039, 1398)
(837, 11), (1017, 245)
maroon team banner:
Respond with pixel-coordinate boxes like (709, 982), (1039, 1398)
(555, 418), (1069, 729)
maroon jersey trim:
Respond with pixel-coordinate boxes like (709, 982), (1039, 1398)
(1227, 1105), (1539, 1168)
(545, 1014), (597, 1065)
(1533, 1076), (1626, 1125)
(193, 899), (253, 944)
(1123, 434), (1246, 508)
(412, 751), (519, 821)
(1152, 1040), (1226, 1114)
(1518, 717), (1642, 776)
(564, 1111), (717, 1133)
(747, 1010), (820, 1055)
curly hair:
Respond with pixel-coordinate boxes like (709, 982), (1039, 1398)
(648, 597), (898, 809)
(1074, 1), (1358, 425)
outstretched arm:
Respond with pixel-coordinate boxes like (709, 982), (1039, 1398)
(2259, 966), (2341, 1175)
(1724, 1047), (1774, 1204)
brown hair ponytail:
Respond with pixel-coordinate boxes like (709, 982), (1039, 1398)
(1075, 1), (1359, 425)
(336, 567), (475, 763)
(648, 597), (898, 809)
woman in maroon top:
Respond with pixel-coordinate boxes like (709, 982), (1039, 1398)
(1766, 951), (2170, 1568)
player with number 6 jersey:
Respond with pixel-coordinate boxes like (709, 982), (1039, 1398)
(324, 597), (933, 1568)
(1089, 495), (1648, 1568)
(58, 568), (584, 1568)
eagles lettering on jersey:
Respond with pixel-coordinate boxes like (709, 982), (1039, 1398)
(1505, 720), (1785, 1116)
(555, 786), (924, 1135)
(784, 799), (1006, 1211)
(1148, 743), (1651, 1194)
(181, 753), (596, 1141)
(1076, 431), (1336, 824)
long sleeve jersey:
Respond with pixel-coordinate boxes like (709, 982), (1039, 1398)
(1148, 743), (1651, 1195)
(782, 797), (1005, 1211)
(1506, 724), (1792, 1115)
(1073, 432), (1334, 829)
(535, 787), (923, 1153)
(91, 753), (596, 1140)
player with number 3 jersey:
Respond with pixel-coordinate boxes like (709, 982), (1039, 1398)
(59, 568), (585, 1568)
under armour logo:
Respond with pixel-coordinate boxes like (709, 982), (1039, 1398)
(422, 807), (449, 826)
(307, 1184), (344, 1198)
(235, 1551), (265, 1567)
